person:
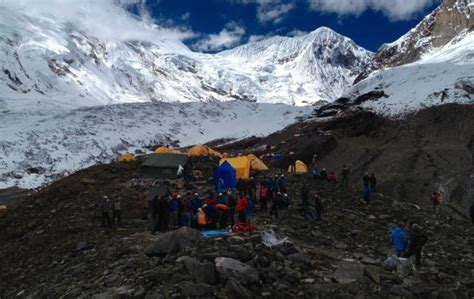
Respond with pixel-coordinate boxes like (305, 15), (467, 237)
(249, 177), (257, 202)
(197, 208), (207, 230)
(245, 196), (254, 224)
(320, 168), (328, 181)
(179, 194), (192, 227)
(270, 192), (281, 219)
(313, 194), (324, 221)
(278, 174), (286, 193)
(289, 158), (297, 173)
(203, 204), (218, 229)
(177, 164), (184, 179)
(327, 171), (337, 183)
(149, 195), (160, 233)
(236, 194), (247, 223)
(369, 173), (377, 193)
(99, 196), (112, 228)
(267, 176), (277, 193)
(216, 203), (229, 228)
(390, 225), (408, 257)
(363, 185), (371, 204)
(191, 193), (203, 214)
(363, 173), (370, 188)
(260, 184), (269, 212)
(312, 167), (321, 179)
(157, 196), (170, 232)
(404, 224), (428, 266)
(205, 192), (218, 207)
(282, 193), (290, 208)
(311, 154), (318, 170)
(227, 191), (236, 226)
(431, 191), (442, 218)
(216, 177), (225, 194)
(341, 165), (350, 188)
(169, 195), (179, 228)
(217, 193), (227, 205)
(301, 185), (309, 207)
(112, 197), (122, 225)
(470, 202), (474, 225)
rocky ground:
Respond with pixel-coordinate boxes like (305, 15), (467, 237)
(1, 157), (473, 298)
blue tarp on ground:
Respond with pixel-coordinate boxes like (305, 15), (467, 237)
(200, 230), (231, 237)
(214, 161), (237, 192)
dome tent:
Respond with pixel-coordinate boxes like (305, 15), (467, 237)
(219, 156), (250, 180)
(214, 161), (237, 190)
(288, 160), (308, 174)
(118, 152), (136, 162)
(247, 154), (268, 171)
(187, 145), (222, 158)
(154, 147), (182, 154)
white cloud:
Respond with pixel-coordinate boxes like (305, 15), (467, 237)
(247, 34), (270, 43)
(180, 12), (191, 21)
(193, 22), (246, 52)
(256, 1), (295, 24)
(0, 0), (195, 42)
(228, 0), (295, 24)
(287, 29), (309, 37)
(308, 0), (439, 21)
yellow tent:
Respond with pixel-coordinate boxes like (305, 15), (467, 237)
(118, 152), (136, 162)
(247, 154), (268, 171)
(219, 156), (250, 179)
(287, 160), (308, 174)
(155, 147), (182, 154)
(188, 145), (222, 158)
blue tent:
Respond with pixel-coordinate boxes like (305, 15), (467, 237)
(214, 161), (237, 192)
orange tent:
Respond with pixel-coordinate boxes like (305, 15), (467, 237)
(188, 145), (222, 158)
(154, 147), (182, 154)
(118, 152), (136, 162)
(219, 156), (250, 179)
(247, 154), (268, 171)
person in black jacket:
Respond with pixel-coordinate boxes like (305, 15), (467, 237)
(369, 173), (377, 193)
(404, 224), (428, 266)
(313, 194), (324, 221)
(362, 173), (370, 188)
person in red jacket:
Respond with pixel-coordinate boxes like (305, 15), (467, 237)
(205, 192), (218, 207)
(259, 185), (269, 212)
(236, 194), (247, 223)
(327, 171), (338, 183)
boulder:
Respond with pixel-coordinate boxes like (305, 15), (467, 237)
(226, 278), (254, 299)
(177, 281), (213, 297)
(288, 252), (311, 266)
(390, 285), (415, 298)
(180, 257), (216, 285)
(215, 257), (259, 285)
(144, 227), (200, 257)
(333, 262), (364, 284)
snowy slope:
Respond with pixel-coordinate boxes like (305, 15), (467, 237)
(346, 32), (474, 116)
(0, 7), (371, 108)
(0, 101), (308, 189)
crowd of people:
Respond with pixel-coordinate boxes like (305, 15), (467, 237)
(98, 151), (474, 269)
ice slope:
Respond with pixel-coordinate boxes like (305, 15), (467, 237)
(0, 7), (372, 108)
(346, 32), (474, 116)
(0, 101), (309, 189)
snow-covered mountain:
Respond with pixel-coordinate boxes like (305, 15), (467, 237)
(328, 0), (474, 116)
(355, 0), (473, 84)
(0, 7), (371, 108)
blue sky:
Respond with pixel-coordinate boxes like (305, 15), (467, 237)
(128, 0), (442, 52)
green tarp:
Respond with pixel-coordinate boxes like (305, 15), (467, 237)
(142, 153), (189, 179)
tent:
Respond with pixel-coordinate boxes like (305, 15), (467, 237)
(219, 156), (250, 180)
(247, 154), (268, 171)
(214, 161), (237, 191)
(142, 153), (189, 179)
(118, 152), (136, 162)
(154, 147), (182, 154)
(187, 145), (222, 158)
(288, 160), (308, 174)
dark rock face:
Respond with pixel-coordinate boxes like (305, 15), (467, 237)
(355, 0), (473, 84)
(144, 226), (201, 257)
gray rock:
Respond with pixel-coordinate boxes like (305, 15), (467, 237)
(177, 281), (213, 297)
(287, 252), (311, 266)
(364, 265), (381, 284)
(390, 285), (415, 298)
(333, 262), (364, 284)
(180, 257), (216, 284)
(145, 227), (200, 257)
(226, 278), (254, 299)
(215, 257), (259, 285)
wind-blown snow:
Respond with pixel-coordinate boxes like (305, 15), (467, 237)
(0, 101), (309, 189)
(346, 32), (474, 116)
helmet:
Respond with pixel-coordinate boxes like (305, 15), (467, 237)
(218, 193), (223, 196)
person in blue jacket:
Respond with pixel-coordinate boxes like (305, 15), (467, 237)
(245, 196), (254, 224)
(391, 225), (408, 257)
